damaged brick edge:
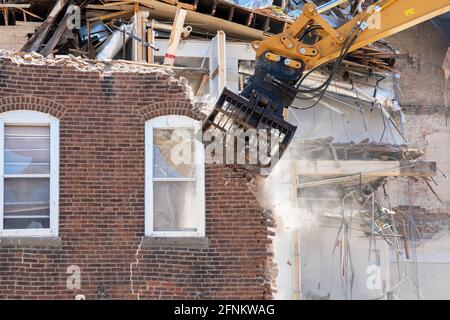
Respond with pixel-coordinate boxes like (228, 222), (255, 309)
(0, 49), (208, 120)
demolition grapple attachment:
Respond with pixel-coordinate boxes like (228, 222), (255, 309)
(202, 87), (296, 164)
(201, 52), (304, 171)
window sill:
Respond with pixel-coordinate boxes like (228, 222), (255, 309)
(0, 236), (62, 248)
(142, 236), (209, 249)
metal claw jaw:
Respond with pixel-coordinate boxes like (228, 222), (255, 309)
(201, 87), (297, 176)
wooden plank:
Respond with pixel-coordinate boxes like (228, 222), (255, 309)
(287, 104), (301, 300)
(87, 4), (133, 11)
(102, 1), (134, 7)
(87, 10), (132, 22)
(295, 160), (437, 178)
(228, 6), (234, 21)
(147, 22), (155, 63)
(195, 73), (209, 96)
(21, 0), (68, 53)
(40, 10), (73, 57)
(292, 231), (301, 300)
(87, 21), (92, 59)
(18, 8), (43, 21)
(209, 30), (226, 100)
(0, 4), (31, 8)
(163, 7), (187, 66)
(15, 22), (42, 27)
(134, 3), (143, 62)
(2, 8), (8, 26)
(160, 0), (178, 5)
(142, 13), (150, 62)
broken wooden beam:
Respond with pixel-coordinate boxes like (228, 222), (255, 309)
(21, 0), (69, 53)
(163, 7), (187, 66)
(147, 22), (155, 63)
(87, 10), (132, 22)
(2, 8), (8, 26)
(0, 4), (31, 8)
(295, 160), (437, 178)
(134, 3), (144, 62)
(160, 0), (198, 11)
(40, 8), (74, 57)
(209, 30), (226, 99)
(18, 8), (44, 21)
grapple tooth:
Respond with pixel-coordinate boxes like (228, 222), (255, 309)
(201, 87), (297, 172)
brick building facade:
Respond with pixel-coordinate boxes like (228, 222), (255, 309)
(0, 20), (448, 300)
(0, 57), (273, 299)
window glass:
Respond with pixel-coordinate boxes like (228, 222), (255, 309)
(0, 120), (55, 234)
(153, 128), (195, 178)
(153, 181), (197, 232)
(146, 116), (205, 237)
(4, 125), (50, 174)
(4, 178), (50, 229)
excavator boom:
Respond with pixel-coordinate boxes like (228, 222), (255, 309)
(202, 0), (450, 172)
(253, 0), (450, 70)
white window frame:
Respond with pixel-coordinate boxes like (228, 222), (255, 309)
(0, 110), (59, 237)
(145, 115), (205, 237)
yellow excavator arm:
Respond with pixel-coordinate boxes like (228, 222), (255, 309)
(202, 0), (450, 170)
(253, 0), (450, 70)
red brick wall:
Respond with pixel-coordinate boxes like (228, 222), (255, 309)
(0, 58), (273, 299)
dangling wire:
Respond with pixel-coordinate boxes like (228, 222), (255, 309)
(290, 23), (364, 110)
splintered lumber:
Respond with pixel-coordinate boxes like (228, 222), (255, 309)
(40, 9), (73, 57)
(289, 139), (424, 161)
(21, 0), (69, 53)
(0, 4), (31, 8)
(18, 8), (44, 21)
(160, 0), (197, 11)
(2, 8), (8, 25)
(295, 160), (437, 178)
(134, 3), (144, 62)
(87, 10), (132, 22)
(163, 7), (187, 65)
(209, 30), (227, 99)
(101, 0), (392, 72)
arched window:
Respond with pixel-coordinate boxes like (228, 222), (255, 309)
(145, 115), (205, 237)
(0, 111), (59, 236)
